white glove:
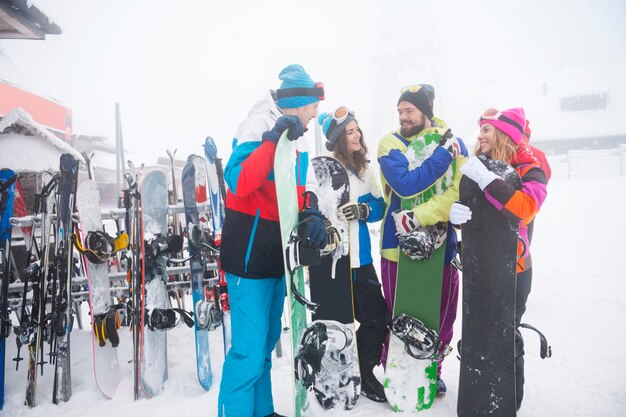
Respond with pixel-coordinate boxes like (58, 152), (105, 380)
(449, 202), (472, 225)
(338, 202), (369, 222)
(392, 209), (420, 235)
(460, 156), (500, 190)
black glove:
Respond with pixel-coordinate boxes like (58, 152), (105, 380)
(262, 115), (304, 143)
(338, 202), (370, 222)
(439, 128), (460, 159)
(298, 208), (328, 250)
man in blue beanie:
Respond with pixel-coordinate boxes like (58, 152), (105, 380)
(218, 64), (326, 417)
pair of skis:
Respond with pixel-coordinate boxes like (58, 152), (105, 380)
(12, 155), (80, 407)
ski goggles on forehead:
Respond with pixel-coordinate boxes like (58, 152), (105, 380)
(333, 106), (355, 125)
(480, 108), (503, 120)
(276, 82), (325, 100)
(400, 84), (424, 94)
(480, 108), (524, 133)
(400, 83), (434, 95)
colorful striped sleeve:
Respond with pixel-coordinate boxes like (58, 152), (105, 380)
(484, 166), (547, 222)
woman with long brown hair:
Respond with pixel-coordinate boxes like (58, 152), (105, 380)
(317, 107), (389, 403)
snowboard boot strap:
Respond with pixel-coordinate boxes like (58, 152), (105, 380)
(519, 323), (552, 359)
(93, 304), (123, 347)
(391, 314), (451, 361)
(148, 307), (194, 331)
(291, 277), (319, 313)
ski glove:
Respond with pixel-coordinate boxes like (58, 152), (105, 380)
(298, 208), (328, 249)
(449, 202), (472, 225)
(338, 202), (370, 222)
(392, 209), (420, 236)
(460, 156), (500, 190)
(262, 115), (304, 143)
(439, 128), (461, 159)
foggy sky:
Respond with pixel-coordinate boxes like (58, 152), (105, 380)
(1, 0), (625, 163)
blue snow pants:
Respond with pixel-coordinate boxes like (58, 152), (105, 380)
(218, 273), (286, 417)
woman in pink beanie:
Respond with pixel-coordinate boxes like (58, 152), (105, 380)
(449, 107), (549, 410)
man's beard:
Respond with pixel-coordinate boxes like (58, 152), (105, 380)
(400, 115), (426, 138)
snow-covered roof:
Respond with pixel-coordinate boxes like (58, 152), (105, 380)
(0, 107), (84, 172)
(0, 0), (61, 40)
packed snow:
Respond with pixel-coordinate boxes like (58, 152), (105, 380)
(3, 173), (626, 416)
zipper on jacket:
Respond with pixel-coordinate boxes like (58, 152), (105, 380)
(244, 208), (261, 273)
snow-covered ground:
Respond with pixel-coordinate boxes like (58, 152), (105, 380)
(3, 174), (626, 416)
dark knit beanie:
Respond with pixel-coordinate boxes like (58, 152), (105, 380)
(397, 84), (435, 119)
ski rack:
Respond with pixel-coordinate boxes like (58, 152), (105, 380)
(8, 203), (213, 226)
(6, 262), (218, 293)
(7, 276), (219, 309)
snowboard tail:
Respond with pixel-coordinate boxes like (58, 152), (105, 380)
(457, 157), (521, 417)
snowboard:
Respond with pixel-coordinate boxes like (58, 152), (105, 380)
(274, 130), (311, 417)
(203, 136), (231, 355)
(306, 156), (360, 409)
(52, 154), (80, 404)
(139, 170), (169, 397)
(0, 169), (17, 410)
(75, 179), (121, 398)
(182, 159), (213, 390)
(384, 130), (457, 412)
(457, 156), (522, 417)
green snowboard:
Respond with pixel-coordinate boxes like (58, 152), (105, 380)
(384, 129), (457, 412)
(274, 130), (310, 417)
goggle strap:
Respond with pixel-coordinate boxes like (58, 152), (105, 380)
(276, 87), (324, 99)
(481, 114), (524, 134)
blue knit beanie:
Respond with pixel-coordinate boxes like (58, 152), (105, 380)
(318, 108), (357, 151)
(276, 64), (323, 109)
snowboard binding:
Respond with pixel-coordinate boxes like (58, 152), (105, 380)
(194, 299), (223, 331)
(72, 230), (129, 264)
(146, 234), (184, 259)
(188, 223), (218, 253)
(398, 222), (448, 261)
(93, 304), (124, 347)
(146, 307), (194, 331)
(295, 321), (361, 410)
(391, 314), (451, 361)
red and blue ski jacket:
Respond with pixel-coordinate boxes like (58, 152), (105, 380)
(220, 92), (307, 279)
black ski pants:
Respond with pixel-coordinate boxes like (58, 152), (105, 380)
(515, 267), (533, 409)
(352, 263), (390, 375)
